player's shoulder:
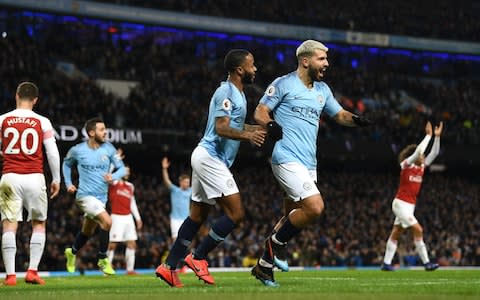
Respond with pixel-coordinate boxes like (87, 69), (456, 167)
(213, 81), (236, 99)
(313, 81), (331, 92)
(273, 71), (296, 87)
(101, 141), (116, 152)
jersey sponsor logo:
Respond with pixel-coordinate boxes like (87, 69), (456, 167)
(265, 85), (275, 96)
(291, 106), (321, 120)
(222, 98), (232, 111)
(409, 175), (422, 183)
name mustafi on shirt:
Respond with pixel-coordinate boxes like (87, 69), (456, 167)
(7, 117), (38, 127)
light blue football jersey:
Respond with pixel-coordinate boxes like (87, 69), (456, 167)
(259, 71), (342, 169)
(169, 184), (191, 220)
(198, 81), (247, 168)
(63, 141), (126, 204)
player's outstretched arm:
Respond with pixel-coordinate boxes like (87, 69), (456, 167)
(333, 109), (374, 127)
(425, 122), (443, 166)
(254, 104), (282, 141)
(161, 157), (173, 188)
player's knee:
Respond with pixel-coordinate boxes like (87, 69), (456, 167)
(413, 224), (423, 236)
(229, 207), (245, 223)
(102, 219), (112, 231)
(306, 201), (324, 218)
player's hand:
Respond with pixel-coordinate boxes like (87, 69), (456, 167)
(162, 157), (170, 169)
(249, 128), (267, 147)
(352, 115), (374, 127)
(50, 182), (60, 199)
(104, 173), (113, 184)
(425, 121), (433, 136)
(434, 121), (443, 136)
(116, 148), (125, 160)
(66, 185), (77, 194)
(267, 121), (283, 141)
(136, 219), (143, 230)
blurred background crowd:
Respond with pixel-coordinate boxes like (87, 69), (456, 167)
(0, 0), (479, 272)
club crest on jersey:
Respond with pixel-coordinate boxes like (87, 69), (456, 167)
(101, 155), (108, 162)
(266, 85), (275, 96)
(222, 99), (232, 111)
(317, 95), (324, 105)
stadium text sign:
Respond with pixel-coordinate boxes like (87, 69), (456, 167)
(54, 125), (143, 144)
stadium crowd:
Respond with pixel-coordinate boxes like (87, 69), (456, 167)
(0, 7), (479, 272)
(91, 0), (480, 42)
(1, 13), (479, 149)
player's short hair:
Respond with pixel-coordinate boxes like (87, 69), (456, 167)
(179, 174), (190, 181)
(224, 49), (250, 72)
(85, 117), (104, 133)
(16, 81), (39, 100)
(398, 144), (417, 163)
(296, 40), (328, 59)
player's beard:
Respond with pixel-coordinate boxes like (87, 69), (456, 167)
(308, 65), (325, 82)
(94, 134), (106, 144)
(241, 72), (255, 84)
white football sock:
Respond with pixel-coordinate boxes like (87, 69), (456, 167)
(125, 248), (135, 272)
(2, 231), (17, 275)
(107, 250), (114, 263)
(414, 239), (430, 264)
(28, 230), (46, 271)
(383, 238), (398, 264)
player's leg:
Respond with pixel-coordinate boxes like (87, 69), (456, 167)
(411, 222), (438, 271)
(25, 220), (46, 284)
(186, 192), (243, 285)
(1, 220), (18, 286)
(95, 211), (115, 275)
(66, 196), (106, 272)
(0, 175), (22, 285)
(107, 213), (123, 265)
(125, 240), (137, 274)
(124, 215), (139, 274)
(382, 225), (403, 271)
(107, 242), (117, 265)
(24, 174), (48, 284)
(156, 201), (207, 287)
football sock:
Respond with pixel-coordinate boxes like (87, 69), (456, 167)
(194, 215), (236, 260)
(72, 232), (89, 254)
(274, 217), (301, 244)
(383, 238), (398, 264)
(258, 258), (274, 268)
(2, 231), (16, 275)
(414, 239), (429, 264)
(97, 229), (110, 259)
(125, 247), (135, 272)
(28, 229), (46, 271)
(107, 250), (114, 263)
(166, 217), (201, 269)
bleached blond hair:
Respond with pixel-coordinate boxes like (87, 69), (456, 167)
(296, 40), (328, 59)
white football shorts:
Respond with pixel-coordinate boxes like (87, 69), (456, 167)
(109, 213), (138, 242)
(75, 195), (106, 219)
(392, 198), (418, 228)
(190, 146), (239, 205)
(272, 162), (319, 202)
(170, 217), (185, 239)
(0, 173), (47, 222)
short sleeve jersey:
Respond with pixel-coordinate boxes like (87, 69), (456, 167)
(0, 109), (55, 174)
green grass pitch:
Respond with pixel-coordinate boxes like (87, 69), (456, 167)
(1, 270), (479, 300)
